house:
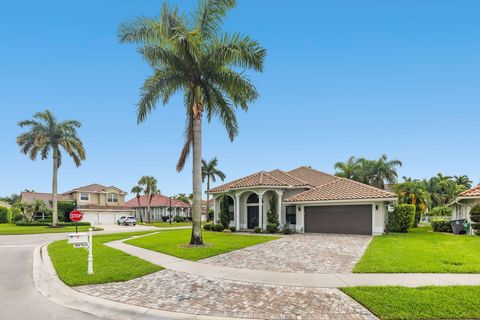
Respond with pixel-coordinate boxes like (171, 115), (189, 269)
(449, 185), (480, 221)
(0, 200), (11, 209)
(207, 166), (397, 235)
(125, 194), (191, 222)
(21, 184), (133, 225)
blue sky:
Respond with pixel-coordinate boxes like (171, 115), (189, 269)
(1, 0), (479, 198)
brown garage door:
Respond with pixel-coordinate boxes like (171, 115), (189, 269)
(304, 205), (372, 235)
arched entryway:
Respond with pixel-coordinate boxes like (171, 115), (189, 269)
(246, 193), (260, 229)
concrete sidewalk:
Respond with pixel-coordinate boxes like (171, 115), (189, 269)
(107, 238), (480, 288)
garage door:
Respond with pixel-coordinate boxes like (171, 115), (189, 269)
(82, 212), (99, 225)
(304, 205), (372, 235)
(100, 213), (116, 225)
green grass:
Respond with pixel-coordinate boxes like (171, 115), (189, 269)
(342, 286), (480, 319)
(126, 229), (279, 261)
(354, 226), (480, 273)
(0, 223), (103, 235)
(48, 231), (162, 286)
(141, 221), (193, 228)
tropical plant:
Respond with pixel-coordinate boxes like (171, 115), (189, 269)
(218, 195), (230, 229)
(118, 0), (265, 244)
(131, 185), (144, 223)
(422, 174), (460, 208)
(394, 178), (430, 226)
(429, 206), (452, 217)
(137, 176), (159, 224)
(334, 156), (361, 180)
(388, 204), (416, 233)
(16, 110), (86, 225)
(174, 193), (191, 204)
(266, 193), (279, 227)
(202, 157), (226, 214)
(454, 175), (473, 189)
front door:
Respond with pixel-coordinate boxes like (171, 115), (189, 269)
(247, 206), (259, 229)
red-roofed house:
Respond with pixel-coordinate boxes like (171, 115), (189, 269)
(125, 194), (191, 222)
(207, 166), (397, 235)
(449, 185), (480, 222)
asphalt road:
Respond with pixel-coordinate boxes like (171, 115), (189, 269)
(0, 226), (158, 320)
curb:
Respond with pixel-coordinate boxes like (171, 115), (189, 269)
(32, 242), (251, 320)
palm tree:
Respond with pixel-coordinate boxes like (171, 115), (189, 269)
(394, 180), (430, 226)
(17, 110), (86, 226)
(131, 185), (144, 223)
(138, 176), (159, 224)
(334, 156), (360, 180)
(202, 157), (226, 215)
(453, 175), (473, 189)
(118, 0), (265, 244)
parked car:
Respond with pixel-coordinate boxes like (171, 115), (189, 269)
(117, 216), (136, 226)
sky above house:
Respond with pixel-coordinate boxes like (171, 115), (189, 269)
(0, 0), (479, 198)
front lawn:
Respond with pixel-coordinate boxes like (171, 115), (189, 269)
(354, 226), (480, 273)
(141, 221), (192, 228)
(0, 223), (102, 235)
(343, 286), (480, 319)
(126, 229), (279, 261)
(48, 231), (162, 286)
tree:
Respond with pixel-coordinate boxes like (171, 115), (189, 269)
(453, 175), (473, 189)
(266, 193), (279, 227)
(174, 193), (190, 204)
(118, 0), (265, 244)
(394, 178), (430, 226)
(137, 176), (159, 224)
(334, 156), (361, 180)
(17, 110), (86, 226)
(218, 195), (230, 229)
(131, 185), (144, 223)
(202, 157), (226, 216)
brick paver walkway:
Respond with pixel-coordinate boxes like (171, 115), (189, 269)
(201, 234), (372, 274)
(76, 269), (376, 320)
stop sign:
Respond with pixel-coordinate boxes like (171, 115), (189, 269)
(70, 210), (83, 222)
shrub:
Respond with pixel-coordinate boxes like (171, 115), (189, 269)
(470, 204), (480, 235)
(16, 222), (50, 226)
(218, 195), (230, 229)
(282, 223), (292, 234)
(36, 218), (52, 223)
(161, 215), (169, 222)
(431, 219), (453, 233)
(207, 208), (214, 221)
(203, 223), (212, 231)
(430, 206), (453, 218)
(0, 207), (9, 223)
(254, 226), (261, 233)
(173, 215), (185, 223)
(13, 213), (23, 223)
(213, 223), (225, 232)
(266, 223), (278, 233)
(229, 226), (236, 232)
(388, 204), (416, 233)
(58, 222), (91, 226)
(267, 193), (279, 227)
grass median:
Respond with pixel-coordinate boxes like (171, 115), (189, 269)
(126, 229), (279, 261)
(48, 231), (162, 286)
(0, 223), (102, 235)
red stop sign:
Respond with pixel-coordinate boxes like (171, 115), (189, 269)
(70, 210), (83, 222)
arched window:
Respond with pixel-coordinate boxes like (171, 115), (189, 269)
(247, 193), (259, 204)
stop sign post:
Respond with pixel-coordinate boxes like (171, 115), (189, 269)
(69, 210), (83, 233)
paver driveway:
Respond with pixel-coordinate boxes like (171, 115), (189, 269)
(76, 269), (376, 320)
(201, 233), (372, 274)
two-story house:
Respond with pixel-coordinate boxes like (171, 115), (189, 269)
(21, 184), (133, 225)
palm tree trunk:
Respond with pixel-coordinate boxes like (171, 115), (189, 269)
(190, 116), (203, 245)
(206, 177), (210, 221)
(52, 150), (59, 226)
(136, 196), (143, 223)
(147, 194), (151, 224)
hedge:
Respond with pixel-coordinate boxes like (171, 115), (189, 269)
(15, 221), (91, 227)
(0, 207), (10, 223)
(470, 204), (480, 234)
(431, 220), (453, 233)
(388, 204), (416, 233)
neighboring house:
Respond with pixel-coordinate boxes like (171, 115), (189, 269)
(125, 194), (191, 222)
(200, 199), (213, 221)
(21, 184), (133, 225)
(207, 166), (397, 235)
(449, 185), (480, 221)
(0, 200), (11, 209)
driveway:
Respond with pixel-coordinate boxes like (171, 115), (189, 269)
(201, 233), (372, 274)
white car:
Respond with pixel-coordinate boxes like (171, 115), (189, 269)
(117, 216), (136, 226)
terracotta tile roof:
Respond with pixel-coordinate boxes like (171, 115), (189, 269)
(77, 204), (133, 211)
(63, 184), (127, 195)
(208, 171), (289, 192)
(459, 185), (480, 197)
(21, 192), (74, 209)
(125, 194), (191, 208)
(287, 166), (339, 187)
(268, 169), (310, 187)
(285, 178), (397, 202)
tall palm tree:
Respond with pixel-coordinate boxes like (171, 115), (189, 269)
(138, 176), (159, 224)
(453, 175), (473, 189)
(17, 110), (86, 226)
(202, 157), (226, 215)
(334, 156), (360, 180)
(131, 185), (144, 223)
(118, 0), (265, 244)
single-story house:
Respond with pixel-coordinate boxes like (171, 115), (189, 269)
(125, 194), (191, 222)
(0, 200), (11, 209)
(207, 166), (397, 235)
(21, 184), (133, 225)
(449, 185), (480, 221)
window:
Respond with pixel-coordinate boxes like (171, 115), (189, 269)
(80, 193), (89, 201)
(286, 206), (296, 225)
(247, 193), (259, 203)
(107, 193), (118, 203)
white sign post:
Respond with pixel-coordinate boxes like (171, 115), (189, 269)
(87, 227), (93, 275)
